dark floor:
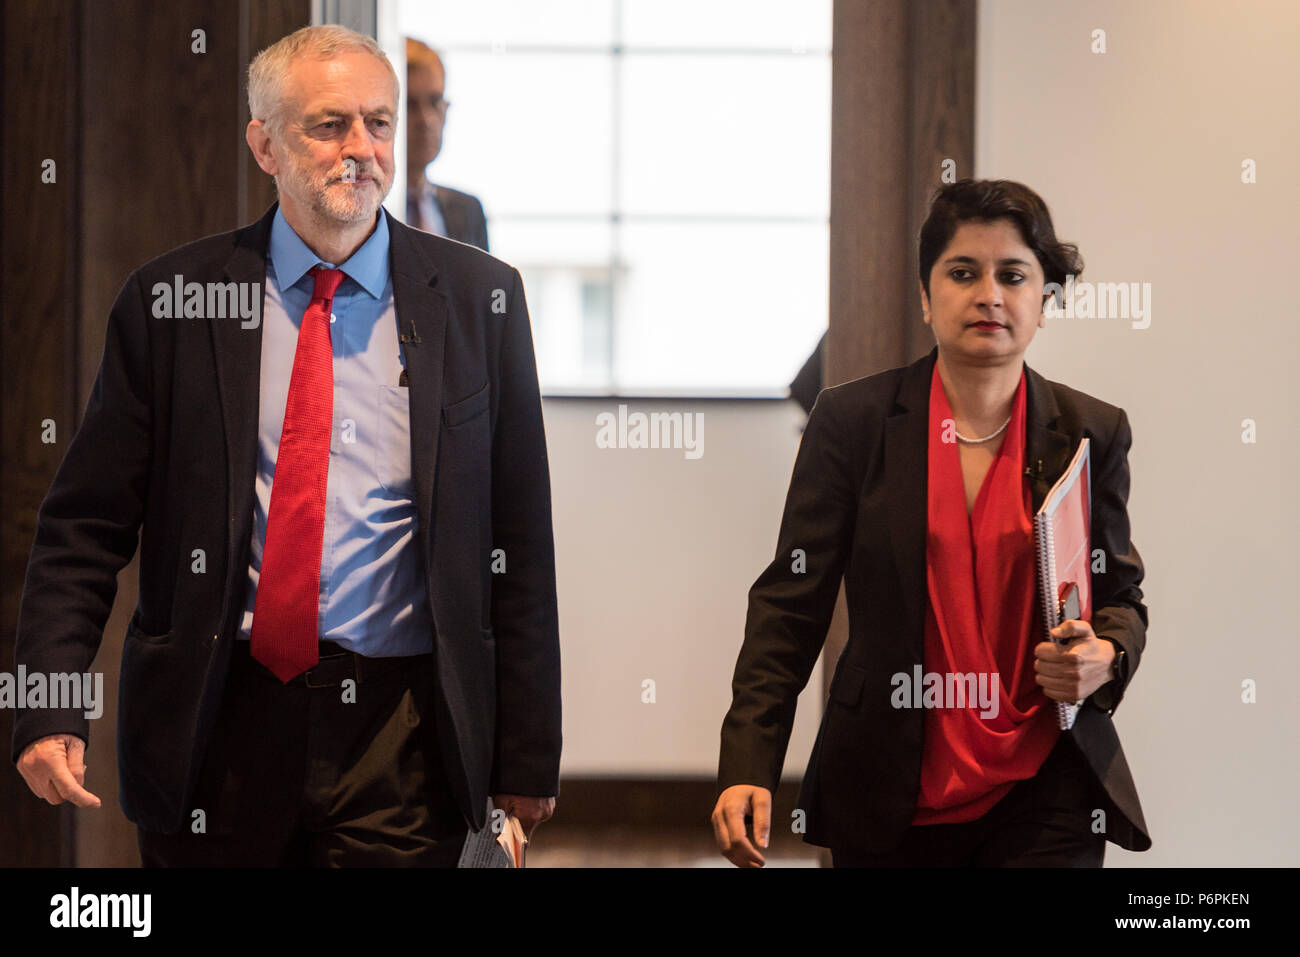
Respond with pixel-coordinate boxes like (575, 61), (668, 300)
(524, 824), (826, 868)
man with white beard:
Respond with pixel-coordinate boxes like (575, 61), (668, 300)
(13, 24), (561, 868)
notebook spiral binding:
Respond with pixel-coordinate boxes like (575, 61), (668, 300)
(1035, 513), (1080, 731)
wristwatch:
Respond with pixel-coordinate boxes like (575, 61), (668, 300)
(1106, 638), (1128, 685)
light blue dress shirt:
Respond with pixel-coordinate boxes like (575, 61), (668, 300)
(238, 207), (435, 657)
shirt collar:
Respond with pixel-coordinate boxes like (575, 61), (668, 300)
(269, 205), (390, 300)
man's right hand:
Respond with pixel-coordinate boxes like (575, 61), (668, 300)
(711, 784), (771, 868)
(16, 734), (102, 808)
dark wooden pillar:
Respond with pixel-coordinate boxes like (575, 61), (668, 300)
(1, 0), (309, 868)
(822, 0), (975, 686)
(1, 0), (83, 870)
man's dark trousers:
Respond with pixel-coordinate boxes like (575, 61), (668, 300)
(137, 640), (467, 867)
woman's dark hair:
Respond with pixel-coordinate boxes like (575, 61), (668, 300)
(918, 179), (1083, 300)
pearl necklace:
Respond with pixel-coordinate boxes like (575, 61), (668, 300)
(955, 415), (1011, 444)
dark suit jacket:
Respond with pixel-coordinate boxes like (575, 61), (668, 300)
(718, 346), (1151, 854)
(788, 332), (826, 415)
(434, 182), (489, 252)
(11, 203), (560, 835)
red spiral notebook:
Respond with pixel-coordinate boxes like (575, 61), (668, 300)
(1033, 438), (1092, 730)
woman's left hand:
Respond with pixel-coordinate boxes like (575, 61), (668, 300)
(1033, 620), (1116, 702)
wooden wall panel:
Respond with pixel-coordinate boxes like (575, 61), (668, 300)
(827, 0), (912, 390)
(1, 0), (309, 868)
(905, 0), (977, 358)
(1, 0), (81, 870)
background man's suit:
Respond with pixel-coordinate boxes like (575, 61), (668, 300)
(11, 203), (560, 839)
(719, 346), (1151, 856)
(408, 179), (490, 252)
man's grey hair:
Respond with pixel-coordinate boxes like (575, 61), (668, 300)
(247, 25), (399, 138)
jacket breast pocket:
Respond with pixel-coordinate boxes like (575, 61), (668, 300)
(376, 385), (414, 495)
(442, 382), (490, 428)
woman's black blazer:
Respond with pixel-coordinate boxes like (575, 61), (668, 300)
(718, 346), (1151, 854)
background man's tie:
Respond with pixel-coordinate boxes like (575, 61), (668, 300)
(407, 192), (425, 231)
(250, 266), (345, 682)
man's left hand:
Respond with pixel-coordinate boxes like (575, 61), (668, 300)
(491, 794), (556, 841)
(1033, 620), (1116, 702)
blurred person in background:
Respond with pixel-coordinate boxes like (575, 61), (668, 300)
(406, 37), (489, 251)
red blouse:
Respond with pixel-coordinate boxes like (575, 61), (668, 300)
(911, 362), (1059, 825)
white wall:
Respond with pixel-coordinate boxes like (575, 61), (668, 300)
(978, 0), (1300, 865)
(544, 397), (824, 778)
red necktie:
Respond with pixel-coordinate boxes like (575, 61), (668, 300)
(251, 266), (345, 682)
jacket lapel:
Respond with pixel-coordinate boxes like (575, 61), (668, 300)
(1023, 364), (1074, 513)
(881, 346), (1074, 655)
(883, 349), (937, 645)
(212, 204), (276, 632)
(386, 209), (448, 562)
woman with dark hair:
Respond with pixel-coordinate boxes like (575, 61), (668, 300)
(711, 179), (1150, 867)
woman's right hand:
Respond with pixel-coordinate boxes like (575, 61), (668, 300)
(711, 784), (772, 867)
